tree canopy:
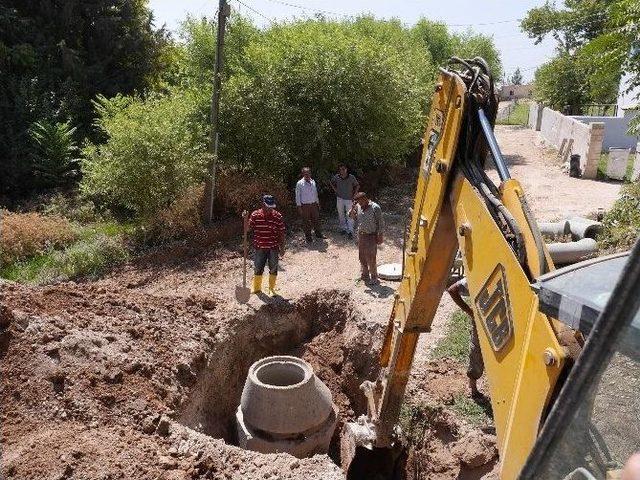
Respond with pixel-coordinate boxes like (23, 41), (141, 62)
(522, 0), (637, 112)
(0, 0), (169, 201)
(79, 15), (502, 217)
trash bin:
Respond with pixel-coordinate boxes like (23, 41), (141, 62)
(607, 148), (631, 180)
(569, 154), (581, 177)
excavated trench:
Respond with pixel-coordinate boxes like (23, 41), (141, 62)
(177, 289), (383, 467)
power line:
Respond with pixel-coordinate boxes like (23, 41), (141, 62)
(234, 0), (276, 23)
(261, 0), (340, 16)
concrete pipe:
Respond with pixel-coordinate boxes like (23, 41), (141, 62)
(236, 355), (338, 458)
(539, 220), (571, 238)
(547, 238), (598, 265)
(567, 216), (603, 240)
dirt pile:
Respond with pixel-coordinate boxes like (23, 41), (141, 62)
(1, 281), (381, 479)
(402, 359), (498, 479)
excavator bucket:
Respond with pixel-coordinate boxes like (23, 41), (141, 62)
(340, 419), (405, 479)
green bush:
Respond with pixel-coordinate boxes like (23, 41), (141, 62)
(42, 193), (108, 224)
(219, 18), (436, 184)
(38, 234), (129, 283)
(599, 182), (640, 252)
(81, 90), (211, 217)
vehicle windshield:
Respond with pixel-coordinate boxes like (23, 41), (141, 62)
(534, 308), (640, 479)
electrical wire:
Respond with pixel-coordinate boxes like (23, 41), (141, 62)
(234, 0), (276, 23)
(261, 0), (339, 16)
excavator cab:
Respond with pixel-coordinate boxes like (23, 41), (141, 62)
(521, 243), (640, 479)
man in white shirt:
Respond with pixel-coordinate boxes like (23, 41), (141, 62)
(295, 167), (325, 243)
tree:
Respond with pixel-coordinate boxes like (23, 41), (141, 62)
(0, 0), (169, 202)
(411, 21), (503, 78)
(411, 19), (454, 67)
(534, 54), (590, 114)
(218, 18), (437, 185)
(29, 121), (81, 189)
(510, 68), (524, 85)
(451, 30), (503, 79)
(521, 0), (609, 52)
(521, 0), (632, 110)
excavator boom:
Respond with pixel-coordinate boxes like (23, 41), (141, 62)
(343, 58), (574, 479)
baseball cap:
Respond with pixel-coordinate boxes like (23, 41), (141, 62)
(263, 194), (276, 208)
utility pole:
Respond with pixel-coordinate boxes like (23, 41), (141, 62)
(205, 0), (231, 223)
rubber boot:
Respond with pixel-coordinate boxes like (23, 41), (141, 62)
(268, 274), (278, 296)
(252, 275), (263, 294)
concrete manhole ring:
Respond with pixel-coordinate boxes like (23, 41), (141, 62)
(236, 355), (338, 457)
(378, 262), (402, 281)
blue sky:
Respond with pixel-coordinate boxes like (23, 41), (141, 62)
(148, 0), (557, 82)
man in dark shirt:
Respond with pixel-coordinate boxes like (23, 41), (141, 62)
(243, 195), (286, 296)
(349, 192), (383, 285)
(330, 164), (359, 237)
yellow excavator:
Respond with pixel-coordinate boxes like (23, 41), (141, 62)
(342, 58), (640, 479)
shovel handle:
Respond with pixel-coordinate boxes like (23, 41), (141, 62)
(242, 213), (249, 287)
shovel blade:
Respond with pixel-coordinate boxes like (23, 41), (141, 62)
(235, 285), (251, 303)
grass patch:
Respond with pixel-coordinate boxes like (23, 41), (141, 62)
(496, 102), (529, 126)
(452, 394), (492, 426)
(39, 234), (129, 283)
(1, 224), (131, 283)
(399, 401), (445, 446)
(432, 309), (471, 362)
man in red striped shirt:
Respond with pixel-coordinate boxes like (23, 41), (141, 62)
(243, 195), (286, 296)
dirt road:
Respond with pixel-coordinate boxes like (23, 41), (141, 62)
(0, 126), (623, 479)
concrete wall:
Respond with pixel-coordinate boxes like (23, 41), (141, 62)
(499, 84), (533, 101)
(571, 109), (639, 151)
(538, 106), (604, 179)
(634, 142), (640, 181)
(528, 102), (544, 130)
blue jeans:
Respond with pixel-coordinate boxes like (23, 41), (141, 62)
(254, 248), (279, 275)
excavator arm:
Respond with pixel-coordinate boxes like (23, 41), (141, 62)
(343, 58), (575, 479)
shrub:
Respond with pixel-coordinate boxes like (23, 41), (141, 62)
(0, 210), (77, 265)
(216, 174), (293, 217)
(599, 182), (640, 252)
(42, 193), (108, 224)
(81, 90), (211, 218)
(141, 183), (206, 244)
(38, 234), (129, 282)
(218, 18), (436, 184)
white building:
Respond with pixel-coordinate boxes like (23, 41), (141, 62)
(498, 84), (533, 101)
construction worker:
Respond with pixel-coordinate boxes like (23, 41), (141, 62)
(330, 164), (359, 237)
(349, 192), (383, 285)
(447, 277), (484, 397)
(295, 167), (325, 243)
(243, 195), (286, 296)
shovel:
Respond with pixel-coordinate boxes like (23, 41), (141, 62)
(235, 213), (251, 303)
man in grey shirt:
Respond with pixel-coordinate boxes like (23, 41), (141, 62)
(330, 164), (359, 237)
(349, 192), (383, 284)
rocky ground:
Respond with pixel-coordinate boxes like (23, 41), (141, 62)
(0, 125), (623, 479)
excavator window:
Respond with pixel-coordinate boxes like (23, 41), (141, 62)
(520, 242), (640, 479)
